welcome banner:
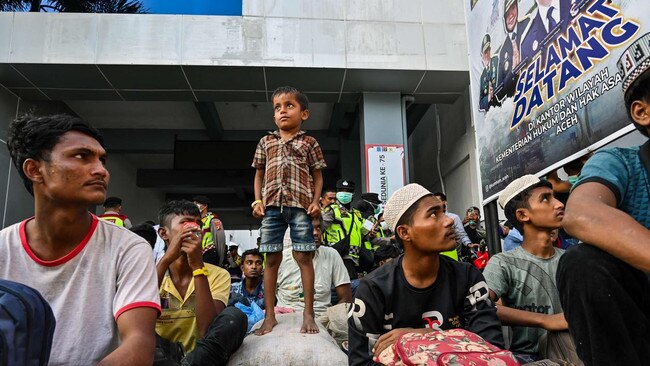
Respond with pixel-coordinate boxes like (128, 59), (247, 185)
(465, 0), (649, 202)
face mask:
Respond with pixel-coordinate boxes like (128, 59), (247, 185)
(380, 222), (389, 231)
(468, 220), (477, 227)
(336, 192), (353, 204)
(567, 175), (579, 185)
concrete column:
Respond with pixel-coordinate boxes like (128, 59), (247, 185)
(359, 92), (408, 204)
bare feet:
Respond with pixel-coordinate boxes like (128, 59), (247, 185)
(300, 312), (320, 334)
(254, 316), (278, 336)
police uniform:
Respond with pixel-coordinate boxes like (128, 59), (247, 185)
(98, 213), (129, 227)
(479, 34), (500, 111)
(497, 0), (530, 101)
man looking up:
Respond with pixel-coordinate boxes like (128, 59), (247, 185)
(348, 184), (504, 365)
(557, 33), (650, 365)
(0, 114), (161, 365)
(484, 175), (576, 364)
(192, 195), (226, 267)
(99, 196), (132, 228)
(156, 200), (246, 365)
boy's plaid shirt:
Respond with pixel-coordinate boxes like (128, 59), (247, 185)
(252, 130), (327, 210)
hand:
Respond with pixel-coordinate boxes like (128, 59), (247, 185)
(162, 226), (197, 264)
(252, 202), (265, 218)
(307, 202), (320, 218)
(542, 313), (568, 331)
(180, 232), (204, 270)
(372, 328), (432, 358)
(468, 243), (481, 248)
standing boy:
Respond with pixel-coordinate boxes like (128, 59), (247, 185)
(251, 86), (327, 335)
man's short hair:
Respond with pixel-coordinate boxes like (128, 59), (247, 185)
(433, 192), (447, 201)
(374, 244), (400, 266)
(624, 69), (650, 137)
(158, 200), (201, 228)
(322, 187), (336, 197)
(271, 86), (309, 111)
(103, 196), (122, 208)
(130, 223), (157, 248)
(7, 114), (105, 195)
(241, 248), (263, 262)
(503, 181), (553, 234)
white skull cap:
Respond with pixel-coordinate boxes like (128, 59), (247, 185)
(383, 184), (432, 232)
(497, 174), (541, 209)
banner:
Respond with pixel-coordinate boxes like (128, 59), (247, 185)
(365, 145), (406, 205)
(465, 0), (649, 202)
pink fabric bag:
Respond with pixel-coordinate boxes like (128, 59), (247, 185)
(376, 328), (520, 366)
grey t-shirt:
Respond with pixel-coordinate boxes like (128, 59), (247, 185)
(0, 216), (161, 365)
(483, 246), (564, 354)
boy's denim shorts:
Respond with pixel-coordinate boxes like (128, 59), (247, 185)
(259, 206), (315, 253)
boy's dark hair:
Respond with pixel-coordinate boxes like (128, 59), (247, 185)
(271, 86), (309, 111)
(393, 194), (433, 248)
(374, 244), (400, 265)
(503, 181), (553, 234)
(241, 248), (264, 262)
(7, 114), (105, 195)
(624, 69), (650, 137)
(158, 200), (201, 228)
(130, 223), (157, 249)
(433, 192), (447, 201)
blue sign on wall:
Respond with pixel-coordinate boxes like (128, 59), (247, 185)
(140, 0), (242, 16)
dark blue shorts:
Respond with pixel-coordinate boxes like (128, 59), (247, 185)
(259, 206), (315, 253)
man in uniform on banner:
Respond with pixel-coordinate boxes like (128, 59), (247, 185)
(479, 34), (500, 111)
(521, 0), (574, 64)
(497, 0), (530, 101)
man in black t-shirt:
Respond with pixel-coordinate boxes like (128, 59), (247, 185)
(348, 184), (504, 365)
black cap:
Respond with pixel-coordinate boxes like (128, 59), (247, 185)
(336, 179), (355, 190)
(103, 196), (122, 208)
(361, 192), (381, 204)
(192, 195), (211, 205)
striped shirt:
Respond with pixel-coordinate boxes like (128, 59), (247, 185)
(252, 130), (327, 210)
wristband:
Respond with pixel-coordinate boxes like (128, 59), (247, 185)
(251, 200), (262, 208)
(192, 267), (209, 277)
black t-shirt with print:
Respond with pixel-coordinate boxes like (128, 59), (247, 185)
(348, 255), (504, 366)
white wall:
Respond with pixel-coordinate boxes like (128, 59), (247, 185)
(0, 1), (468, 71)
(104, 154), (165, 225)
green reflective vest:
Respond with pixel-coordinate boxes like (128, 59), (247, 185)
(323, 204), (365, 261)
(201, 212), (215, 250)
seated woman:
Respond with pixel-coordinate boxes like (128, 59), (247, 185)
(348, 184), (504, 365)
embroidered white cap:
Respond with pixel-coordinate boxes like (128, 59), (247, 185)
(497, 174), (541, 209)
(383, 183), (432, 232)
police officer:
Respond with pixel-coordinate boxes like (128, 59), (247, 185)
(497, 0), (530, 101)
(98, 196), (132, 228)
(322, 179), (366, 279)
(479, 34), (500, 111)
(192, 195), (227, 266)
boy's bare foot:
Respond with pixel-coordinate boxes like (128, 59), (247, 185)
(300, 313), (320, 334)
(254, 317), (278, 336)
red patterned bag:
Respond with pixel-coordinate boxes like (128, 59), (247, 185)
(375, 328), (520, 366)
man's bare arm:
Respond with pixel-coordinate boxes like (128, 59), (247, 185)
(98, 307), (157, 366)
(335, 283), (352, 304)
(564, 182), (650, 272)
(490, 293), (567, 331)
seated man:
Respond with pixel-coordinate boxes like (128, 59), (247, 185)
(348, 184), (504, 366)
(484, 175), (577, 364)
(277, 216), (352, 317)
(0, 114), (160, 365)
(156, 200), (246, 365)
(230, 249), (265, 309)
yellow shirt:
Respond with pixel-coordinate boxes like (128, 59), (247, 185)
(156, 264), (230, 352)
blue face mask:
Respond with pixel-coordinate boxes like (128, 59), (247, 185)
(336, 192), (353, 204)
(567, 175), (579, 185)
